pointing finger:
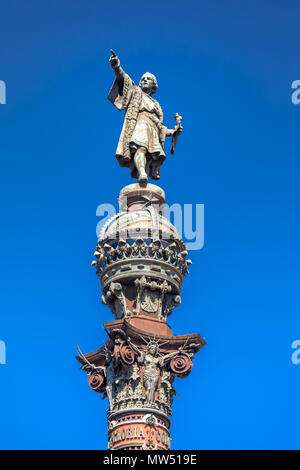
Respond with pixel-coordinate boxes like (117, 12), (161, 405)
(110, 49), (117, 57)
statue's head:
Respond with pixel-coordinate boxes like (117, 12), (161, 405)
(147, 341), (159, 356)
(139, 72), (158, 95)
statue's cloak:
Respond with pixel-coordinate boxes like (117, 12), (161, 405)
(107, 73), (167, 180)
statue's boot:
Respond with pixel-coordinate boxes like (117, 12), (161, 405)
(138, 171), (148, 184)
(151, 160), (160, 180)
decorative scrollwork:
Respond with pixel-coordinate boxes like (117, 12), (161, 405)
(169, 352), (193, 378)
(88, 371), (105, 393)
(120, 342), (136, 365)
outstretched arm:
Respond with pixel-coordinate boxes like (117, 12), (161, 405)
(109, 49), (125, 95)
(76, 345), (104, 373)
(162, 347), (184, 364)
(127, 337), (144, 362)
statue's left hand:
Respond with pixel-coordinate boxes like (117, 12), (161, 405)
(176, 125), (183, 135)
(167, 125), (183, 137)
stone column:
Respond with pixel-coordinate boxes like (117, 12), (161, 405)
(76, 183), (205, 450)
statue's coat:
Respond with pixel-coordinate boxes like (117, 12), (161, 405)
(108, 73), (167, 180)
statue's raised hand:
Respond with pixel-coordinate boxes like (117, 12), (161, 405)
(109, 49), (120, 69)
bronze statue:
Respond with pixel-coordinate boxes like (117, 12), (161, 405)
(108, 50), (182, 184)
(127, 338), (182, 406)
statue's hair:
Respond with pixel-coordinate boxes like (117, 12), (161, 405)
(139, 72), (158, 94)
(146, 340), (159, 352)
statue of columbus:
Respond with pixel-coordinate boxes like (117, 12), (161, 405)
(108, 50), (182, 184)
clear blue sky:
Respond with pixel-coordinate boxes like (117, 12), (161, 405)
(0, 0), (299, 450)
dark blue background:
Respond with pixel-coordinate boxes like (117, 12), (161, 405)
(0, 0), (299, 449)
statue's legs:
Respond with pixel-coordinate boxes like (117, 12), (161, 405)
(134, 147), (148, 184)
(151, 158), (160, 180)
(144, 373), (158, 405)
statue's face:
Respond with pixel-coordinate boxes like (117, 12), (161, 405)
(148, 344), (158, 356)
(140, 73), (156, 94)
